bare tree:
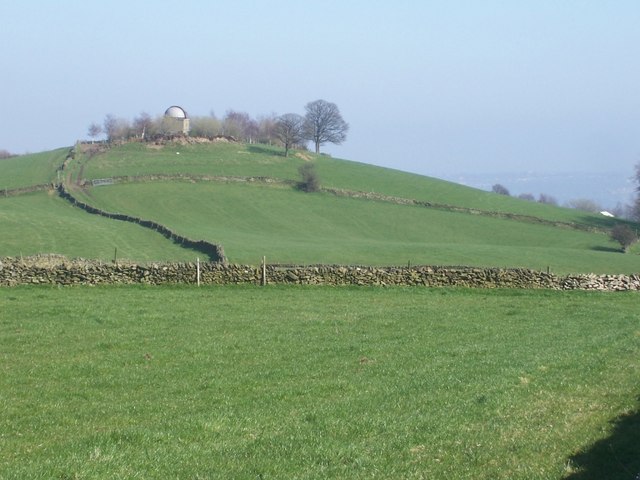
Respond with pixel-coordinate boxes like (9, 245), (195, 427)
(190, 116), (222, 137)
(87, 123), (103, 142)
(631, 163), (640, 221)
(133, 112), (153, 139)
(303, 99), (348, 154)
(518, 193), (535, 202)
(257, 114), (278, 144)
(538, 193), (558, 206)
(492, 184), (510, 196)
(245, 118), (259, 144)
(103, 114), (131, 143)
(610, 224), (637, 253)
(223, 110), (256, 142)
(275, 113), (304, 157)
(566, 198), (601, 213)
(0, 149), (15, 159)
(612, 202), (632, 219)
(103, 114), (117, 142)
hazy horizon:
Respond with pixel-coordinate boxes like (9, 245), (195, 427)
(2, 1), (639, 205)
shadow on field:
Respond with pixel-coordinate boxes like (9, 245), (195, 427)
(591, 245), (623, 253)
(247, 145), (282, 156)
(565, 403), (640, 480)
(577, 215), (618, 230)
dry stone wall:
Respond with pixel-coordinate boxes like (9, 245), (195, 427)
(1, 184), (53, 197)
(2, 255), (639, 291)
(56, 185), (226, 263)
(323, 188), (607, 233)
(55, 146), (226, 263)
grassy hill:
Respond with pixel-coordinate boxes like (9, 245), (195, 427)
(79, 142), (610, 226)
(3, 143), (639, 478)
(1, 140), (638, 273)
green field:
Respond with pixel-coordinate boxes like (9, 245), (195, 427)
(81, 181), (636, 273)
(0, 192), (198, 261)
(2, 142), (639, 479)
(79, 142), (614, 227)
(1, 285), (638, 479)
(0, 148), (69, 190)
(1, 141), (638, 272)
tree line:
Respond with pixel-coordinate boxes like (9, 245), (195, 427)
(0, 149), (17, 159)
(491, 182), (636, 218)
(492, 179), (640, 253)
(87, 99), (348, 157)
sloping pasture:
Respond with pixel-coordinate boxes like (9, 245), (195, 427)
(0, 148), (69, 189)
(80, 142), (618, 229)
(83, 181), (635, 273)
(0, 192), (198, 261)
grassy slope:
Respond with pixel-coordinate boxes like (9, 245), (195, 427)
(0, 148), (69, 189)
(82, 143), (302, 184)
(82, 181), (636, 273)
(81, 142), (616, 227)
(1, 142), (636, 270)
(1, 286), (638, 479)
(0, 192), (199, 261)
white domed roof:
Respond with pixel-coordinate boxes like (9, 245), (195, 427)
(164, 106), (188, 118)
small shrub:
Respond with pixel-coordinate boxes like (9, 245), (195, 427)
(0, 149), (16, 159)
(567, 198), (601, 213)
(518, 193), (535, 202)
(298, 163), (320, 192)
(538, 193), (558, 206)
(492, 184), (510, 196)
(610, 224), (638, 253)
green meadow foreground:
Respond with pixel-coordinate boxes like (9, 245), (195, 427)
(1, 286), (638, 479)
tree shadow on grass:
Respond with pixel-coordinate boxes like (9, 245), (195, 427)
(591, 245), (623, 253)
(576, 214), (620, 230)
(565, 404), (640, 480)
(246, 145), (283, 156)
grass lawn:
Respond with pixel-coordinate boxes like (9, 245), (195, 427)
(1, 286), (638, 479)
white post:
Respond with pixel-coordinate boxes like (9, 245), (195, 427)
(262, 256), (266, 286)
(197, 257), (201, 287)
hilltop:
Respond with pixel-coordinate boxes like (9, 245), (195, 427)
(1, 140), (638, 274)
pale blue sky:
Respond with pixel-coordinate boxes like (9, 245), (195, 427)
(2, 1), (639, 201)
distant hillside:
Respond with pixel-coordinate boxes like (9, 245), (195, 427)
(442, 171), (634, 210)
(1, 140), (638, 274)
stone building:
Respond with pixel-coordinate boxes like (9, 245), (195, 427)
(163, 105), (190, 135)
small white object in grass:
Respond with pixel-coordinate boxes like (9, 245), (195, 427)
(176, 152), (180, 155)
(600, 211), (614, 217)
